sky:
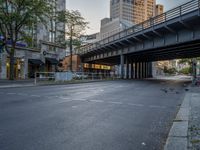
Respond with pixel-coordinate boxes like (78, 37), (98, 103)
(66, 0), (190, 35)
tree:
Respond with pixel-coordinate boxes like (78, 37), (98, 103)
(57, 10), (88, 71)
(0, 0), (53, 80)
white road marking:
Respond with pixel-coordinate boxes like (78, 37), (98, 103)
(6, 93), (16, 95)
(31, 95), (41, 97)
(89, 100), (104, 103)
(71, 98), (87, 101)
(149, 105), (166, 109)
(72, 105), (78, 108)
(59, 97), (71, 100)
(127, 103), (144, 107)
(108, 101), (123, 105)
(17, 93), (28, 96)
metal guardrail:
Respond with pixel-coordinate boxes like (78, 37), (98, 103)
(34, 72), (56, 85)
(34, 72), (119, 85)
(78, 0), (200, 55)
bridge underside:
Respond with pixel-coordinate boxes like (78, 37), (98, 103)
(80, 8), (200, 79)
(87, 39), (200, 65)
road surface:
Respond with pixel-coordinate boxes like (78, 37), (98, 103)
(0, 80), (190, 150)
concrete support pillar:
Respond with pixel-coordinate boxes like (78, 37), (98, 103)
(148, 62), (153, 78)
(142, 62), (145, 78)
(145, 62), (148, 78)
(135, 62), (138, 79)
(120, 54), (124, 79)
(126, 57), (129, 79)
(131, 60), (134, 79)
(139, 62), (141, 79)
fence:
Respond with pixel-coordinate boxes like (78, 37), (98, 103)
(34, 72), (120, 85)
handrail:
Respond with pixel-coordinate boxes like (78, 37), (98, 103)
(78, 0), (200, 55)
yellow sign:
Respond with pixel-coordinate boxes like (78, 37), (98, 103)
(84, 63), (111, 70)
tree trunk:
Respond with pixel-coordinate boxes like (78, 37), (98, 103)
(9, 47), (15, 80)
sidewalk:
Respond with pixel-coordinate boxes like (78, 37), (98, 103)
(164, 85), (200, 150)
(0, 79), (35, 88)
(188, 87), (200, 150)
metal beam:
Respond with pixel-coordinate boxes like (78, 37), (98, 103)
(164, 25), (176, 33)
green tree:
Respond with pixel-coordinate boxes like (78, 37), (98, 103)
(57, 10), (88, 71)
(0, 0), (53, 80)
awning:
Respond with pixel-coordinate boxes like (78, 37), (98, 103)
(46, 58), (59, 65)
(28, 59), (44, 65)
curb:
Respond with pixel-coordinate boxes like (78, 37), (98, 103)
(164, 91), (191, 150)
(0, 79), (119, 89)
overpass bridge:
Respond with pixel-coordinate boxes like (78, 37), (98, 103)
(79, 0), (200, 79)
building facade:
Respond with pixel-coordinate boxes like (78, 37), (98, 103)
(100, 0), (161, 41)
(155, 4), (164, 16)
(0, 0), (66, 79)
(110, 0), (157, 25)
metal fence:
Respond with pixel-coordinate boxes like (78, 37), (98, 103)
(78, 0), (200, 55)
(34, 72), (120, 85)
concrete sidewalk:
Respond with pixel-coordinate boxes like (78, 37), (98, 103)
(164, 86), (200, 150)
(0, 79), (35, 88)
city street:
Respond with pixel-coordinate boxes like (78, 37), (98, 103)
(0, 80), (190, 150)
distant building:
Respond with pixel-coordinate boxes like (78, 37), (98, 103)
(100, 0), (161, 40)
(100, 18), (133, 39)
(110, 0), (134, 24)
(110, 0), (158, 25)
(155, 4), (164, 16)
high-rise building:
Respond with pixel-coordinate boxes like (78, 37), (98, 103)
(99, 0), (163, 40)
(110, 0), (158, 25)
(155, 4), (164, 16)
(110, 0), (134, 24)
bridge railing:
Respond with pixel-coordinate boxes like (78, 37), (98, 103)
(78, 0), (200, 55)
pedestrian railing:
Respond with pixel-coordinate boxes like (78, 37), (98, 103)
(77, 0), (200, 55)
(34, 72), (56, 85)
(34, 72), (120, 85)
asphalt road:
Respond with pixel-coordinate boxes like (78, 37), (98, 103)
(0, 80), (190, 150)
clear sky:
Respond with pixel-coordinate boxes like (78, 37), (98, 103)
(66, 0), (190, 34)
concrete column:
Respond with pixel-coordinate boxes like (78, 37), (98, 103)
(126, 57), (129, 79)
(131, 60), (133, 79)
(142, 62), (145, 78)
(148, 62), (153, 78)
(145, 62), (148, 78)
(135, 62), (138, 79)
(138, 62), (141, 79)
(120, 54), (124, 79)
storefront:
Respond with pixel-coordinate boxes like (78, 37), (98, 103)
(45, 58), (59, 72)
(6, 57), (25, 79)
(28, 59), (44, 78)
(0, 46), (42, 79)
